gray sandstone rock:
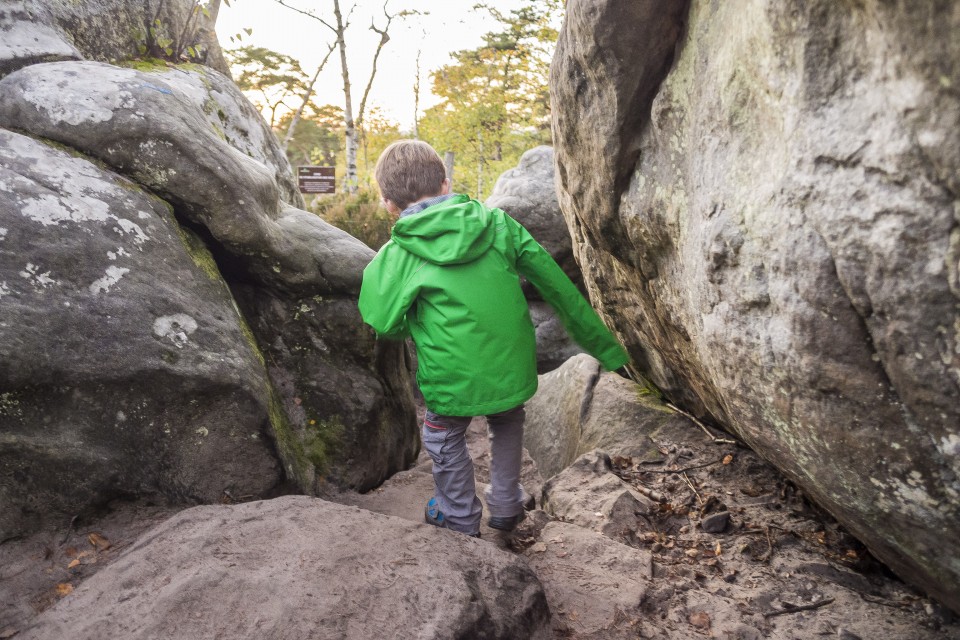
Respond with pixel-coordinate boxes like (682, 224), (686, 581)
(522, 521), (651, 637)
(540, 451), (654, 547)
(21, 496), (552, 640)
(488, 148), (584, 372)
(232, 286), (419, 493)
(0, 56), (418, 509)
(528, 300), (584, 373)
(0, 130), (280, 538)
(551, 0), (960, 611)
(524, 353), (689, 479)
(487, 146), (580, 287)
(0, 0), (229, 77)
(0, 60), (370, 296)
(0, 1), (80, 77)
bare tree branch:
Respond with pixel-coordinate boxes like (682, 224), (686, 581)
(355, 0), (394, 132)
(283, 40), (337, 149)
(273, 0), (337, 32)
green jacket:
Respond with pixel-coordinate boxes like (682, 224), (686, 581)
(358, 195), (628, 416)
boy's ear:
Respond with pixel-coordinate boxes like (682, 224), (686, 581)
(440, 178), (451, 195)
(382, 197), (401, 215)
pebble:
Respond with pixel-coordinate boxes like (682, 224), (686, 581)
(701, 511), (731, 534)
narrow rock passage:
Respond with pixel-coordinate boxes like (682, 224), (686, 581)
(330, 402), (960, 640)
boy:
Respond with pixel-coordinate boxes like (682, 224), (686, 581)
(359, 140), (628, 537)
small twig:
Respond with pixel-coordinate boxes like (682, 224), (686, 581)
(681, 472), (702, 506)
(763, 597), (835, 618)
(638, 458), (724, 475)
(666, 403), (739, 445)
(631, 484), (667, 504)
(859, 593), (915, 609)
(59, 515), (79, 545)
(758, 526), (774, 564)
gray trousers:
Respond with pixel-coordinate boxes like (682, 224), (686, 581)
(422, 405), (526, 535)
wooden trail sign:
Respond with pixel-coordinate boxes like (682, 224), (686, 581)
(297, 166), (336, 194)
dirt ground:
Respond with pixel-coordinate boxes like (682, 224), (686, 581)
(335, 401), (960, 639)
(3, 401), (959, 639)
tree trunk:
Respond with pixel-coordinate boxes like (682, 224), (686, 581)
(207, 0), (221, 25)
(333, 0), (358, 193)
(443, 151), (454, 183)
(412, 48), (421, 139)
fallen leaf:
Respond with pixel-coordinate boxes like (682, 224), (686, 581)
(685, 548), (700, 558)
(55, 583), (73, 597)
(722, 454), (733, 465)
(715, 541), (722, 556)
(87, 532), (111, 551)
(67, 559), (80, 569)
(689, 611), (711, 629)
(845, 549), (859, 559)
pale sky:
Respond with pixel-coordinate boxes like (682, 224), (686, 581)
(216, 0), (539, 130)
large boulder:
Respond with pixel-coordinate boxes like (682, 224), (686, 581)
(486, 146), (580, 287)
(528, 301), (584, 373)
(21, 496), (552, 640)
(552, 0), (960, 611)
(0, 59), (419, 497)
(0, 60), (322, 281)
(487, 148), (585, 371)
(0, 129), (281, 538)
(0, 0), (229, 78)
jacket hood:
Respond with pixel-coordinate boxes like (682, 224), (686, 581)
(391, 195), (496, 265)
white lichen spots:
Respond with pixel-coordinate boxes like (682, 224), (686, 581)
(250, 433), (260, 440)
(21, 194), (112, 226)
(196, 426), (209, 437)
(939, 434), (960, 457)
(114, 219), (149, 245)
(914, 352), (923, 360)
(88, 265), (130, 294)
(153, 313), (198, 348)
(0, 227), (6, 241)
(117, 411), (127, 422)
(20, 263), (56, 288)
(891, 442), (901, 450)
(20, 64), (139, 126)
(238, 200), (245, 205)
(0, 282), (10, 298)
(0, 392), (22, 417)
(138, 211), (152, 220)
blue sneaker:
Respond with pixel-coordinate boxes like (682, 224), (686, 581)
(424, 498), (481, 538)
(424, 497), (446, 528)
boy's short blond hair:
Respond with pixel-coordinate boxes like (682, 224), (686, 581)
(374, 140), (447, 211)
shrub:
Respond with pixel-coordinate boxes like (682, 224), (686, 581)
(310, 188), (394, 250)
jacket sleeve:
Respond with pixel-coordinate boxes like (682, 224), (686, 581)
(358, 246), (418, 340)
(507, 214), (629, 371)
